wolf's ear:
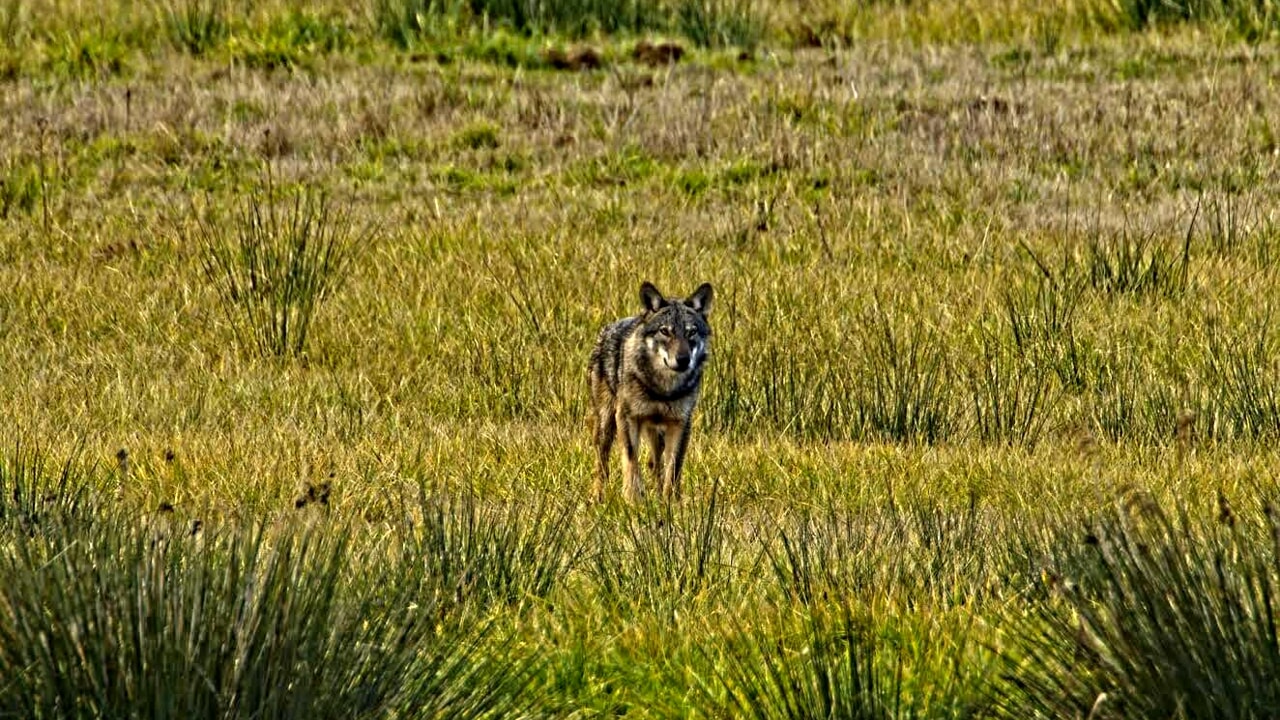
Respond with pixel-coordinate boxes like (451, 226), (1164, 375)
(686, 283), (714, 315)
(640, 282), (667, 313)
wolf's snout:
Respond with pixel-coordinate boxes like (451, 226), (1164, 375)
(672, 354), (691, 371)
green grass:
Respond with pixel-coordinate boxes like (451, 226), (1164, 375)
(195, 171), (369, 359)
(1099, 0), (1280, 38)
(159, 0), (230, 55)
(997, 496), (1280, 718)
(703, 605), (985, 719)
(372, 0), (762, 47)
(0, 454), (543, 719)
(7, 0), (1280, 716)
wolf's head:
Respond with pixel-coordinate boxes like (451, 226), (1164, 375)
(637, 281), (713, 374)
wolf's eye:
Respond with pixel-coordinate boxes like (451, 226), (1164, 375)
(658, 326), (672, 336)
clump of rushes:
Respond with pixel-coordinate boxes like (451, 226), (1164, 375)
(702, 602), (983, 719)
(587, 479), (727, 614)
(854, 307), (955, 444)
(1084, 218), (1193, 299)
(403, 482), (581, 614)
(966, 326), (1058, 447)
(673, 0), (764, 49)
(158, 0), (229, 55)
(1201, 318), (1280, 441)
(197, 168), (371, 359)
(0, 443), (93, 534)
(0, 505), (543, 718)
(371, 0), (760, 47)
(996, 496), (1280, 718)
(1097, 0), (1280, 38)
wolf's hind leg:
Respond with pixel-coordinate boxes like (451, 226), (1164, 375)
(592, 402), (616, 503)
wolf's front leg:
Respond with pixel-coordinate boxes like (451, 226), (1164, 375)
(645, 426), (666, 490)
(618, 410), (644, 502)
(662, 420), (692, 501)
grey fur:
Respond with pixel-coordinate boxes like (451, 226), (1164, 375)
(589, 281), (714, 502)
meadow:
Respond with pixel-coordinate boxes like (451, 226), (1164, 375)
(5, 0), (1280, 716)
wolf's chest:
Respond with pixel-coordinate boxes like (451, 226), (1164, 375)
(619, 383), (700, 421)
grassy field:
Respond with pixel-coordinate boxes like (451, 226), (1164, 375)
(6, 0), (1280, 716)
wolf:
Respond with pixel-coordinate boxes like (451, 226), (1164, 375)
(588, 281), (714, 503)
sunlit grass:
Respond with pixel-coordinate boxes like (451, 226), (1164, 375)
(4, 0), (1280, 714)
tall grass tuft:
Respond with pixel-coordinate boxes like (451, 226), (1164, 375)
(764, 505), (879, 606)
(0, 511), (540, 718)
(1002, 270), (1096, 394)
(0, 0), (27, 49)
(197, 173), (370, 359)
(1202, 318), (1280, 440)
(479, 0), (666, 35)
(1095, 0), (1280, 36)
(1201, 190), (1259, 256)
(765, 496), (1017, 608)
(997, 497), (1280, 719)
(588, 480), (730, 614)
(156, 0), (229, 55)
(1085, 223), (1192, 298)
(1002, 255), (1082, 356)
(703, 603), (982, 719)
(854, 308), (955, 444)
(673, 0), (764, 48)
(0, 444), (93, 534)
(401, 484), (581, 614)
(371, 0), (760, 47)
(373, 0), (663, 45)
(372, 0), (457, 49)
(966, 328), (1057, 446)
